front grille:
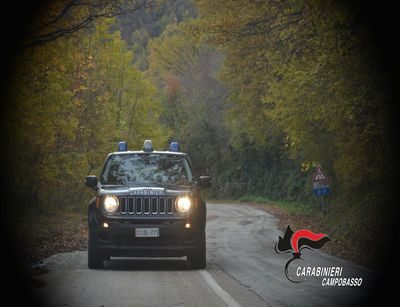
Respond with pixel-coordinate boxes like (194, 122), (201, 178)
(119, 197), (175, 215)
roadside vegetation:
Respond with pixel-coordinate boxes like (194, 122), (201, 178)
(14, 210), (87, 266)
(2, 0), (397, 270)
(238, 195), (385, 268)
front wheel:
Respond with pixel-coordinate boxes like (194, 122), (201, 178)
(88, 232), (104, 269)
(188, 233), (206, 269)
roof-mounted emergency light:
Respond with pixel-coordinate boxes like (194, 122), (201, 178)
(118, 141), (128, 152)
(143, 139), (153, 152)
(169, 141), (180, 152)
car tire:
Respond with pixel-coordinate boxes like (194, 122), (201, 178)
(88, 232), (104, 269)
(189, 233), (206, 269)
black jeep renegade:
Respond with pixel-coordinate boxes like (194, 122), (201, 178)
(85, 140), (211, 269)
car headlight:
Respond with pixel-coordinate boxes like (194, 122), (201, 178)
(175, 196), (191, 213)
(104, 195), (119, 213)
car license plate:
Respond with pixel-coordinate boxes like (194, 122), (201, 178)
(135, 228), (159, 238)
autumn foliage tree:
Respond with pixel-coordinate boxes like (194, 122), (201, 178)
(4, 17), (166, 212)
(148, 21), (231, 178)
(194, 0), (397, 197)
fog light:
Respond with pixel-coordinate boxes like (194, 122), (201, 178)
(185, 223), (191, 229)
(103, 222), (109, 228)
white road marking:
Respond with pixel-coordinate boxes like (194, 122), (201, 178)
(199, 270), (242, 307)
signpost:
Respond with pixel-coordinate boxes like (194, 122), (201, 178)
(312, 165), (330, 213)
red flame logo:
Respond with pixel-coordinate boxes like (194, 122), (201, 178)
(275, 226), (331, 282)
(290, 229), (329, 253)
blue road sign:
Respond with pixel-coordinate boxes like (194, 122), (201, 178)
(312, 180), (330, 196)
(313, 186), (330, 196)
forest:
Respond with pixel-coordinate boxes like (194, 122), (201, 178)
(1, 0), (398, 268)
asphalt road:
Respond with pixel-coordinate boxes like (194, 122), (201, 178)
(32, 204), (380, 307)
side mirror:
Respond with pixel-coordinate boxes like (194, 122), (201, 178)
(85, 175), (98, 190)
(199, 176), (212, 188)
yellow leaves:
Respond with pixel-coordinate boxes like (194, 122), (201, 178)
(301, 161), (319, 172)
(87, 60), (96, 69)
(73, 99), (82, 107)
(73, 85), (88, 94)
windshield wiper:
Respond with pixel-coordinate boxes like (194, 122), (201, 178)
(163, 183), (192, 190)
(99, 183), (125, 187)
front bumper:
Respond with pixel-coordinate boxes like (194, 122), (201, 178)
(92, 219), (204, 257)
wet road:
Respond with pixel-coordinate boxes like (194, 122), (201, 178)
(32, 204), (379, 306)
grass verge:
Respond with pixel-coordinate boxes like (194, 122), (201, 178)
(236, 194), (385, 269)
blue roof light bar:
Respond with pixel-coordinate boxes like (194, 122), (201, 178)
(118, 141), (128, 152)
(169, 142), (180, 152)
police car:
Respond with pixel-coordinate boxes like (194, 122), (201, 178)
(85, 140), (211, 269)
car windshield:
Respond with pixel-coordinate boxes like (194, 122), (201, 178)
(100, 153), (193, 186)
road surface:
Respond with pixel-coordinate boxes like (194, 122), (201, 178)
(32, 204), (379, 306)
